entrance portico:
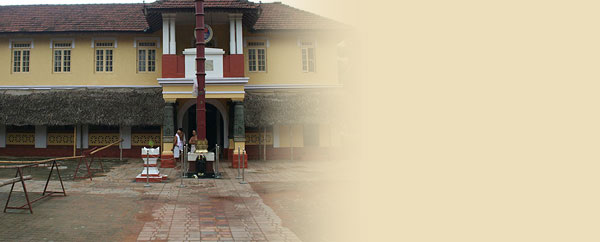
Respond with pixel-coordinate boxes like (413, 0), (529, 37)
(158, 45), (247, 155)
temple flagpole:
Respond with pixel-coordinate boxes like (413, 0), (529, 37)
(194, 0), (208, 152)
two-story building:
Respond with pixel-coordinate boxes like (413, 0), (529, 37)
(0, 0), (348, 160)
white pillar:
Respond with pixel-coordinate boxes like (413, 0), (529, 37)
(82, 125), (89, 149)
(273, 124), (280, 148)
(35, 125), (46, 148)
(235, 16), (243, 54)
(0, 124), (5, 148)
(76, 125), (82, 148)
(120, 126), (132, 149)
(162, 15), (170, 54)
(229, 16), (236, 55)
(169, 16), (176, 55)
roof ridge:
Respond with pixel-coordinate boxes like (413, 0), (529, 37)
(0, 3), (144, 7)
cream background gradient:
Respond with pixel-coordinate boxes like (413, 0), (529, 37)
(314, 0), (600, 241)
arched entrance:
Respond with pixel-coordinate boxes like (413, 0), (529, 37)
(180, 102), (226, 151)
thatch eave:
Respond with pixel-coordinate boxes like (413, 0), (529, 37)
(244, 90), (346, 128)
(0, 88), (165, 127)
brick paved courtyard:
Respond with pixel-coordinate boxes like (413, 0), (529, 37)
(0, 157), (356, 242)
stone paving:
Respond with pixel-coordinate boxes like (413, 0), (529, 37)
(0, 157), (352, 242)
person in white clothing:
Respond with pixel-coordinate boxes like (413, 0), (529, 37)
(172, 128), (185, 163)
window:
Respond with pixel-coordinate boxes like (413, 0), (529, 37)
(247, 41), (266, 72)
(95, 41), (114, 72)
(137, 41), (157, 72)
(12, 42), (31, 73)
(53, 42), (72, 73)
(300, 41), (316, 72)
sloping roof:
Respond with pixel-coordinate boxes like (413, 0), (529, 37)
(149, 0), (258, 9)
(254, 2), (348, 30)
(0, 1), (346, 33)
(0, 4), (149, 33)
(0, 88), (164, 126)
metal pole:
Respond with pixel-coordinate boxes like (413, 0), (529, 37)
(144, 150), (151, 187)
(236, 147), (242, 179)
(179, 146), (186, 188)
(240, 149), (247, 184)
(214, 144), (221, 178)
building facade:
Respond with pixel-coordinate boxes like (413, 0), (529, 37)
(0, 0), (347, 160)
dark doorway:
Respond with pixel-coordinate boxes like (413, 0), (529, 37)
(183, 103), (223, 151)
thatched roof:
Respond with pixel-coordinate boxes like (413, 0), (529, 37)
(244, 90), (345, 127)
(0, 88), (164, 126)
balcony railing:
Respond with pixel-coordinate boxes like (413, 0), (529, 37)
(161, 48), (244, 79)
(162, 55), (185, 78)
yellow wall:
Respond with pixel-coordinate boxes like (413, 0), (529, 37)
(244, 31), (341, 86)
(277, 124), (304, 148)
(171, 25), (342, 86)
(0, 32), (161, 86)
(0, 27), (342, 88)
(162, 84), (244, 100)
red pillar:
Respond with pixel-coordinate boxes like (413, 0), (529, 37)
(195, 0), (206, 141)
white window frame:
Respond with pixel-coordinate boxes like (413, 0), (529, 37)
(94, 40), (115, 73)
(136, 40), (158, 73)
(247, 41), (267, 72)
(91, 37), (118, 48)
(133, 37), (161, 48)
(52, 41), (73, 73)
(299, 40), (316, 73)
(10, 41), (32, 73)
(244, 37), (270, 48)
(50, 38), (75, 49)
(9, 38), (34, 49)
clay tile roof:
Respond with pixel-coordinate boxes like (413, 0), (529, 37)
(0, 4), (149, 33)
(149, 0), (258, 9)
(254, 2), (348, 31)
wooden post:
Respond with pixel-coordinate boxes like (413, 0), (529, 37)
(263, 126), (267, 161)
(73, 125), (76, 156)
(289, 125), (293, 161)
(119, 130), (122, 161)
(79, 125), (83, 156)
(258, 128), (262, 161)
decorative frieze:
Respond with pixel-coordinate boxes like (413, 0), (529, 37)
(6, 133), (35, 145)
(88, 133), (120, 146)
(47, 133), (74, 145)
(245, 132), (273, 145)
(132, 134), (161, 146)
